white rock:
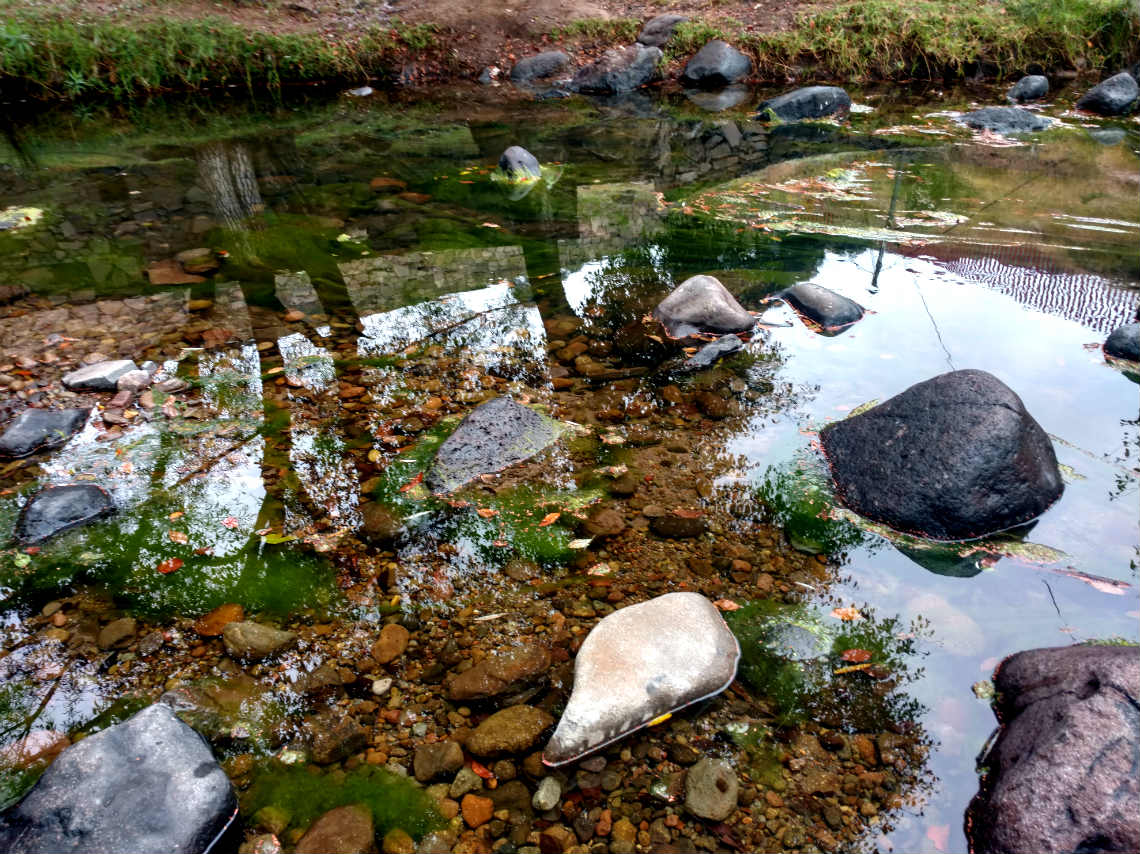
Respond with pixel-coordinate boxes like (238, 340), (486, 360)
(532, 776), (562, 811)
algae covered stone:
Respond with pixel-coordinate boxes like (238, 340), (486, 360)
(543, 592), (740, 766)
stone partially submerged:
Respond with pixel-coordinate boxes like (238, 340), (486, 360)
(1007, 75), (1049, 103)
(777, 282), (864, 334)
(820, 370), (1063, 540)
(543, 592), (740, 766)
(16, 484), (115, 545)
(426, 397), (571, 493)
(1076, 71), (1139, 116)
(654, 275), (755, 339)
(757, 86), (851, 122)
(498, 146), (542, 181)
(957, 107), (1054, 135)
(1103, 322), (1139, 363)
(0, 408), (89, 458)
(966, 644), (1140, 854)
(0, 704), (237, 854)
(682, 334), (743, 370)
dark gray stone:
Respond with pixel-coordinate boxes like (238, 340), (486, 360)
(498, 146), (541, 180)
(425, 397), (567, 493)
(819, 370), (1063, 540)
(780, 282), (864, 333)
(16, 484), (115, 545)
(757, 86), (851, 122)
(680, 40), (752, 89)
(958, 106), (1054, 134)
(0, 704), (236, 854)
(967, 644), (1140, 854)
(0, 409), (89, 458)
(1007, 74), (1049, 103)
(510, 51), (570, 83)
(654, 275), (755, 339)
(61, 359), (139, 392)
(683, 334), (743, 370)
(637, 14), (687, 47)
(569, 44), (662, 95)
(1076, 72), (1139, 116)
(1104, 322), (1140, 362)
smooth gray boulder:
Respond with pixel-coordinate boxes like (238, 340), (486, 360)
(820, 370), (1063, 540)
(510, 51), (570, 83)
(1076, 71), (1139, 116)
(681, 40), (752, 89)
(61, 359), (139, 392)
(958, 107), (1054, 134)
(1007, 74), (1048, 103)
(637, 13), (686, 47)
(683, 334), (743, 370)
(685, 758), (739, 821)
(1104, 322), (1140, 362)
(569, 44), (662, 94)
(757, 86), (851, 121)
(654, 275), (755, 338)
(0, 408), (88, 458)
(0, 704), (236, 854)
(15, 484), (115, 544)
(498, 145), (541, 180)
(543, 592), (740, 765)
(222, 621), (298, 660)
(966, 644), (1140, 854)
(780, 282), (864, 333)
(425, 397), (569, 493)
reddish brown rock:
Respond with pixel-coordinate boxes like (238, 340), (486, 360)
(447, 644), (552, 701)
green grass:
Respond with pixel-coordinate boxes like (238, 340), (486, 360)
(550, 17), (641, 42)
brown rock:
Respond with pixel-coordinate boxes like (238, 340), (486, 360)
(650, 509), (707, 539)
(694, 391), (729, 419)
(370, 177), (408, 192)
(397, 192), (431, 204)
(97, 617), (136, 650)
(309, 714), (368, 765)
(194, 603), (245, 636)
(145, 259), (206, 286)
(284, 309), (306, 323)
(460, 793), (494, 828)
(583, 507), (625, 539)
(295, 804), (375, 854)
(447, 644), (552, 701)
(413, 740), (465, 782)
(467, 705), (554, 757)
(381, 828), (415, 854)
(852, 734), (877, 767)
(175, 247), (220, 274)
(371, 624), (410, 664)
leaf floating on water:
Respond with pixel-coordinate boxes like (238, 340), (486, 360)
(168, 530), (189, 544)
(221, 516), (239, 530)
(840, 648), (873, 663)
(587, 562), (612, 576)
(480, 222), (501, 228)
(168, 511), (184, 521)
(972, 679), (995, 700)
(12, 553), (31, 568)
(647, 712), (673, 726)
(476, 507), (498, 519)
(156, 557), (183, 575)
(538, 512), (561, 527)
(1052, 567), (1131, 596)
(567, 538), (593, 549)
(260, 531), (298, 544)
(830, 606), (864, 622)
(834, 662), (872, 675)
(399, 472), (424, 493)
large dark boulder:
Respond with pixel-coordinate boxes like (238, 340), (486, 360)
(1103, 322), (1140, 362)
(958, 107), (1054, 134)
(966, 644), (1140, 854)
(510, 51), (570, 83)
(569, 44), (662, 94)
(0, 704), (237, 853)
(15, 484), (115, 545)
(0, 409), (89, 458)
(1006, 75), (1049, 103)
(498, 145), (541, 180)
(779, 283), (864, 333)
(680, 40), (752, 89)
(637, 14), (687, 47)
(757, 86), (851, 122)
(819, 370), (1063, 540)
(1076, 71), (1139, 116)
(426, 397), (568, 493)
(654, 275), (755, 339)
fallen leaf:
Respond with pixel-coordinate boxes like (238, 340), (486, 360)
(399, 472), (424, 493)
(168, 511), (184, 521)
(538, 512), (561, 527)
(261, 532), (298, 544)
(156, 557), (183, 575)
(168, 530), (189, 544)
(221, 516), (240, 530)
(830, 606), (864, 621)
(840, 648), (873, 663)
(834, 662), (872, 674)
(119, 461), (133, 474)
(568, 538), (593, 549)
(480, 222), (501, 228)
(469, 760), (494, 779)
(476, 507), (498, 518)
(714, 598), (741, 611)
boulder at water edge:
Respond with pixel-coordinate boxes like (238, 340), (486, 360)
(543, 592), (740, 765)
(966, 644), (1140, 854)
(637, 13), (687, 47)
(425, 396), (570, 493)
(778, 282), (864, 333)
(1006, 74), (1049, 103)
(654, 274), (755, 338)
(1076, 71), (1139, 116)
(1103, 322), (1140, 363)
(510, 51), (570, 83)
(0, 704), (236, 854)
(958, 107), (1054, 134)
(16, 484), (115, 545)
(61, 359), (139, 392)
(0, 408), (88, 458)
(819, 370), (1063, 540)
(757, 86), (851, 122)
(681, 40), (752, 89)
(498, 146), (541, 180)
(569, 44), (662, 94)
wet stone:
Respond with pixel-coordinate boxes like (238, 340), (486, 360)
(16, 484), (115, 545)
(779, 283), (864, 333)
(414, 741), (465, 782)
(61, 359), (139, 392)
(447, 644), (552, 701)
(681, 40), (752, 89)
(371, 623), (410, 664)
(295, 804), (374, 854)
(757, 86), (851, 121)
(116, 369), (152, 393)
(1104, 322), (1140, 362)
(222, 621), (298, 660)
(650, 510), (706, 539)
(654, 275), (754, 339)
(0, 408), (89, 458)
(1007, 74), (1049, 103)
(584, 507), (626, 538)
(449, 766), (484, 799)
(569, 44), (662, 94)
(957, 107), (1054, 134)
(532, 776), (562, 811)
(309, 714), (368, 765)
(682, 335), (742, 370)
(498, 146), (541, 181)
(1076, 71), (1139, 116)
(194, 603), (245, 637)
(467, 705), (554, 757)
(97, 617), (136, 650)
(510, 52), (570, 83)
(359, 501), (405, 544)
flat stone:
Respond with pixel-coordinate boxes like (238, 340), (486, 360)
(97, 617), (136, 650)
(650, 510), (706, 539)
(543, 592), (740, 765)
(61, 359), (139, 392)
(460, 793), (494, 828)
(371, 623), (410, 664)
(0, 704), (236, 854)
(654, 275), (754, 339)
(958, 106), (1054, 134)
(116, 370), (152, 393)
(222, 621), (298, 660)
(447, 644), (552, 701)
(413, 741), (465, 782)
(295, 804), (374, 854)
(16, 484), (114, 544)
(584, 507), (626, 538)
(685, 757), (738, 821)
(779, 282), (864, 333)
(757, 86), (851, 121)
(682, 335), (742, 370)
(467, 706), (554, 757)
(0, 408), (89, 458)
(146, 258), (207, 286)
(175, 247), (219, 274)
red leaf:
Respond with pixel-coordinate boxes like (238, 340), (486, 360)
(537, 512), (561, 527)
(156, 558), (184, 575)
(841, 648), (873, 663)
(469, 760), (494, 779)
(399, 472), (423, 493)
(221, 515), (239, 530)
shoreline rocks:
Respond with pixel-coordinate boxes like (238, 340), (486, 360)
(1007, 74), (1048, 103)
(1103, 322), (1139, 363)
(510, 51), (570, 83)
(61, 359), (139, 392)
(1076, 71), (1139, 116)
(569, 44), (662, 95)
(498, 146), (541, 180)
(757, 86), (851, 122)
(681, 40), (752, 89)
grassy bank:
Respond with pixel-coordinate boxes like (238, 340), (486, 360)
(0, 0), (1136, 103)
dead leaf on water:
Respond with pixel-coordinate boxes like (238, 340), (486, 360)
(168, 530), (189, 544)
(830, 606), (864, 621)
